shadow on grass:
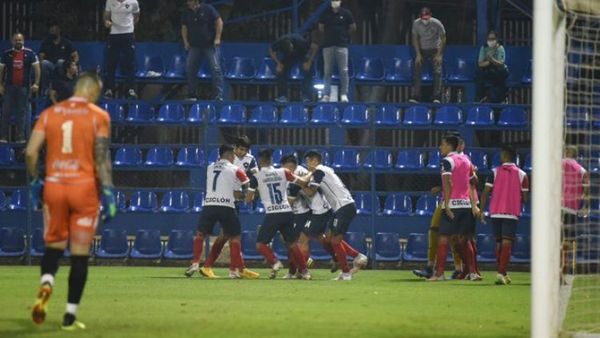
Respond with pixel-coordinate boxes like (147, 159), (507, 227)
(0, 318), (57, 338)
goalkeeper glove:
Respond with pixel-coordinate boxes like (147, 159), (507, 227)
(29, 177), (44, 210)
(100, 186), (117, 223)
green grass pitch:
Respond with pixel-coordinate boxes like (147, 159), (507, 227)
(0, 266), (530, 338)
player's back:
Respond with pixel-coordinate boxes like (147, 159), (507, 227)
(562, 158), (586, 211)
(490, 163), (527, 217)
(312, 164), (354, 211)
(253, 166), (293, 213)
(37, 97), (110, 184)
(205, 159), (248, 208)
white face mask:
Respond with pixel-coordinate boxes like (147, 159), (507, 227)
(422, 19), (430, 25)
(487, 40), (497, 48)
(331, 1), (341, 9)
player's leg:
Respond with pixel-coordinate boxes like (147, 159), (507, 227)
(458, 210), (480, 281)
(561, 213), (576, 276)
(496, 219), (517, 285)
(414, 204), (442, 278)
(218, 208), (259, 279)
(203, 230), (227, 268)
(280, 213), (311, 280)
(428, 208), (454, 281)
(32, 182), (68, 325)
(186, 208), (216, 277)
(330, 204), (357, 280)
(449, 236), (465, 279)
(256, 215), (282, 278)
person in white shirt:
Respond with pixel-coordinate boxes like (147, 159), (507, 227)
(103, 0), (140, 99)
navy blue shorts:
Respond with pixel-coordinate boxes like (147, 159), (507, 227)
(331, 203), (356, 236)
(292, 211), (311, 241)
(562, 212), (578, 241)
(197, 206), (241, 237)
(257, 212), (296, 244)
(492, 218), (518, 240)
(439, 208), (476, 235)
(303, 210), (333, 237)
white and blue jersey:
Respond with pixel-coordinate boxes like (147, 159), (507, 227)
(309, 164), (354, 212)
(249, 166), (297, 214)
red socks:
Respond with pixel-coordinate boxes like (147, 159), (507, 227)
(341, 240), (359, 258)
(192, 233), (205, 264)
(496, 242), (502, 266)
(435, 242), (449, 276)
(498, 242), (512, 275)
(205, 236), (226, 268)
(469, 239), (480, 274)
(289, 245), (307, 272)
(257, 243), (277, 265)
(332, 241), (350, 273)
(462, 241), (477, 274)
(287, 247), (298, 274)
(229, 241), (244, 271)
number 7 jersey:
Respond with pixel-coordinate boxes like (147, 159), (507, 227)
(205, 159), (249, 208)
(33, 97), (110, 184)
(249, 166), (297, 214)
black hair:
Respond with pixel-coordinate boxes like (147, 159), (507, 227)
(501, 144), (516, 162)
(280, 154), (298, 165)
(258, 149), (273, 163)
(444, 130), (462, 139)
(441, 135), (459, 150)
(304, 149), (322, 162)
(235, 135), (251, 149)
(219, 144), (234, 157)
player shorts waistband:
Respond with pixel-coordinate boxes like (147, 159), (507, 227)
(441, 199), (472, 209)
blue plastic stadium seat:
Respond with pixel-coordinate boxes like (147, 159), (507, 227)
(114, 190), (127, 212)
(225, 57), (256, 80)
(127, 103), (155, 123)
(355, 57), (385, 81)
(311, 104), (339, 124)
(340, 104), (369, 125)
(0, 145), (15, 165)
(31, 227), (46, 257)
(256, 57), (276, 80)
(0, 191), (6, 210)
(128, 191), (158, 212)
(272, 235), (288, 260)
(113, 146), (143, 167)
(332, 149), (360, 170)
(145, 147), (174, 167)
(577, 235), (600, 263)
(165, 54), (186, 79)
(188, 103), (216, 123)
(362, 149), (393, 170)
(434, 105), (463, 125)
(382, 193), (412, 216)
(96, 229), (129, 259)
(375, 232), (402, 262)
(164, 230), (194, 260)
(207, 148), (219, 165)
(385, 58), (412, 83)
(511, 234), (531, 263)
(426, 150), (441, 170)
(192, 192), (205, 213)
(374, 104), (401, 126)
(565, 106), (589, 129)
(136, 55), (164, 79)
(523, 153), (532, 172)
(395, 150), (424, 170)
(498, 107), (528, 127)
(99, 102), (124, 122)
(402, 233), (427, 262)
(241, 231), (263, 260)
(468, 150), (489, 172)
(403, 105), (431, 125)
(521, 59), (532, 85)
(289, 63), (316, 80)
(248, 104), (278, 124)
(0, 227), (26, 257)
(476, 233), (497, 263)
(157, 103), (185, 123)
(354, 192), (375, 215)
(176, 147), (204, 167)
(272, 148), (297, 168)
(255, 200), (266, 214)
(8, 189), (27, 210)
(196, 60), (216, 79)
(447, 58), (475, 83)
(415, 194), (437, 216)
(465, 106), (494, 126)
(280, 104), (308, 125)
(344, 232), (367, 257)
(521, 201), (531, 219)
(160, 191), (190, 213)
(218, 104), (246, 124)
(131, 229), (162, 259)
(309, 238), (331, 261)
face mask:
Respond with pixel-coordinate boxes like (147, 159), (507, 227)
(487, 40), (497, 48)
(422, 19), (430, 25)
(331, 1), (341, 9)
(14, 43), (23, 50)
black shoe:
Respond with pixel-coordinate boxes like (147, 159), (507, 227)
(412, 266), (433, 279)
(450, 270), (463, 280)
(330, 261), (339, 273)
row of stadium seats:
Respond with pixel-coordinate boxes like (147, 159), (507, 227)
(95, 102), (531, 128)
(0, 189), (536, 217)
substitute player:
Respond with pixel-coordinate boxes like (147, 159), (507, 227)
(246, 150), (312, 280)
(185, 144), (259, 279)
(479, 145), (529, 285)
(27, 72), (116, 330)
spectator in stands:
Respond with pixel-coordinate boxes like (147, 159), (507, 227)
(319, 0), (356, 103)
(103, 0), (140, 99)
(476, 30), (509, 103)
(181, 0), (224, 101)
(50, 60), (79, 104)
(0, 33), (40, 143)
(39, 21), (79, 96)
(269, 33), (319, 103)
(409, 7), (445, 104)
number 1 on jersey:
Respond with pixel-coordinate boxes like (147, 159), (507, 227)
(212, 170), (222, 191)
(61, 120), (74, 154)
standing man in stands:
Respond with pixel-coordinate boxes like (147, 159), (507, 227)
(319, 0), (356, 103)
(181, 0), (224, 101)
(269, 33), (319, 103)
(409, 7), (445, 104)
(103, 0), (140, 99)
(39, 21), (79, 96)
(0, 33), (41, 143)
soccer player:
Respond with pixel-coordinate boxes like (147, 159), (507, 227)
(304, 149), (368, 280)
(479, 145), (529, 285)
(246, 150), (312, 280)
(26, 72), (117, 330)
(561, 145), (590, 276)
(185, 144), (259, 279)
(428, 135), (481, 281)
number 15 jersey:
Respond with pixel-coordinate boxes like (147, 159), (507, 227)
(204, 159), (250, 208)
(249, 166), (297, 214)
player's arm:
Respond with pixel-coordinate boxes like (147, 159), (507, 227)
(245, 175), (258, 203)
(25, 131), (46, 179)
(288, 183), (301, 206)
(521, 173), (530, 204)
(103, 8), (112, 28)
(441, 159), (454, 219)
(133, 2), (140, 24)
(214, 17), (223, 45)
(582, 171), (590, 211)
(303, 169), (323, 195)
(469, 170), (480, 217)
(95, 136), (113, 187)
